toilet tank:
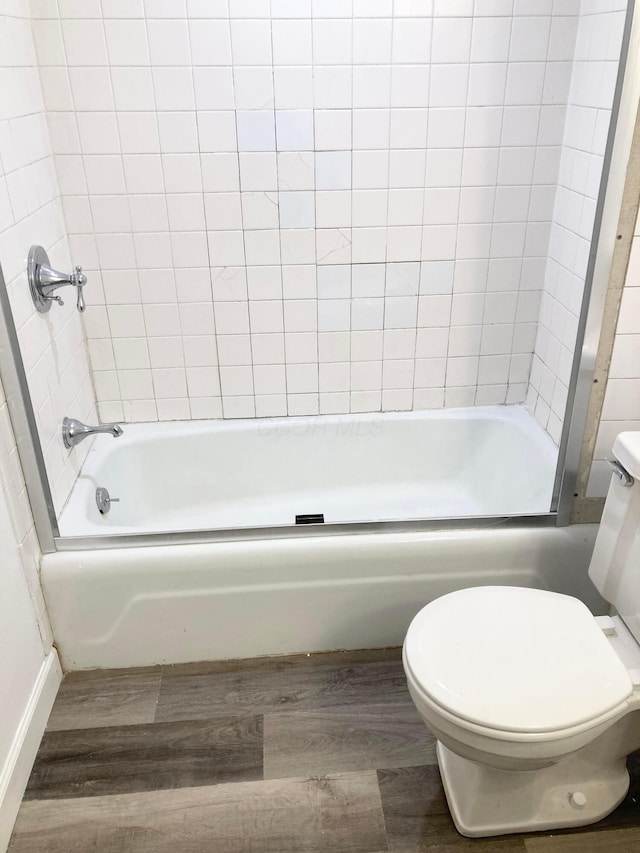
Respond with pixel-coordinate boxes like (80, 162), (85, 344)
(589, 432), (640, 644)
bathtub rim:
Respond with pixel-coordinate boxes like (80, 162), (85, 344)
(52, 512), (558, 552)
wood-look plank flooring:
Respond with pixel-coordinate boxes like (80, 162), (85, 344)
(24, 716), (263, 799)
(155, 654), (409, 722)
(45, 666), (162, 732)
(9, 648), (640, 852)
(263, 704), (436, 778)
(12, 773), (387, 853)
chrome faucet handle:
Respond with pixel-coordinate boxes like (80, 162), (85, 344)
(74, 266), (86, 312)
(27, 245), (88, 314)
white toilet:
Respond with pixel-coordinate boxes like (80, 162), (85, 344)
(403, 431), (640, 837)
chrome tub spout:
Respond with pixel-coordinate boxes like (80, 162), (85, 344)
(62, 417), (124, 449)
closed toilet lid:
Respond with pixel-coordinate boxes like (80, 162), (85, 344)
(404, 586), (633, 734)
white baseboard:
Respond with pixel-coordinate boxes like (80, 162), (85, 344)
(0, 650), (62, 853)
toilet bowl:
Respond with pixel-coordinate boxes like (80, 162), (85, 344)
(403, 431), (640, 837)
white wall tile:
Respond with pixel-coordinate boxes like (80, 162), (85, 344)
(234, 67), (273, 109)
(189, 19), (231, 65)
(1, 11), (96, 516)
(312, 19), (351, 65)
(104, 19), (150, 65)
(230, 19), (272, 65)
(236, 110), (276, 151)
(14, 0), (624, 431)
(275, 110), (313, 151)
(315, 150), (351, 190)
(527, 3), (625, 445)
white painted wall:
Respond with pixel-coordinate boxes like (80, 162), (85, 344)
(0, 377), (61, 853)
(0, 490), (45, 785)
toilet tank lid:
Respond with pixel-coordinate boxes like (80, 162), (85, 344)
(613, 432), (640, 479)
(404, 587), (633, 734)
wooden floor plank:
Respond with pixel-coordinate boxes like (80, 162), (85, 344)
(10, 772), (388, 853)
(156, 657), (411, 723)
(46, 668), (161, 732)
(524, 827), (640, 852)
(24, 716), (263, 800)
(264, 704), (436, 779)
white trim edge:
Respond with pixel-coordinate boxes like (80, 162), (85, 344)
(0, 650), (62, 853)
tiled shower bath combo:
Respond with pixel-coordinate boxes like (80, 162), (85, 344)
(2, 0), (640, 850)
(0, 0), (625, 516)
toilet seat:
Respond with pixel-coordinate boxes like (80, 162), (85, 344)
(404, 586), (633, 736)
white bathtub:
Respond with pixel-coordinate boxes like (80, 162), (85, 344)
(40, 404), (603, 672)
(58, 405), (557, 536)
(42, 525), (602, 670)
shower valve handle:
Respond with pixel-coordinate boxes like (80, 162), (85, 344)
(75, 266), (86, 312)
(27, 245), (87, 314)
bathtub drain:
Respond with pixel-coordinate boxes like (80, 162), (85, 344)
(96, 486), (119, 514)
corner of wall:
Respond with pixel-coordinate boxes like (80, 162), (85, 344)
(573, 89), (640, 513)
(0, 649), (62, 853)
